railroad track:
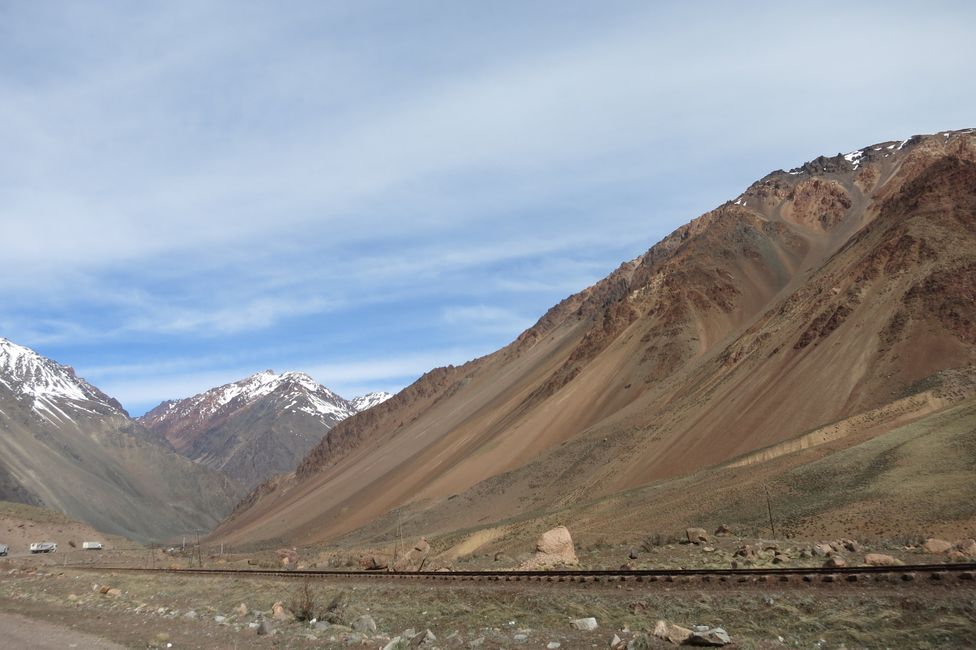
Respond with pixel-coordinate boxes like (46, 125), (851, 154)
(70, 563), (976, 586)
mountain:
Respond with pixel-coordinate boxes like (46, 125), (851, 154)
(350, 391), (394, 412)
(0, 337), (245, 541)
(138, 371), (358, 489)
(213, 128), (976, 549)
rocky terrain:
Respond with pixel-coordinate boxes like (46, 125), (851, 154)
(0, 338), (245, 541)
(213, 129), (976, 551)
(139, 374), (391, 489)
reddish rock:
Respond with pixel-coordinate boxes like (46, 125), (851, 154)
(922, 538), (953, 554)
(864, 553), (903, 566)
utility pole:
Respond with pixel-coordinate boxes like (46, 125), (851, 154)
(763, 483), (776, 538)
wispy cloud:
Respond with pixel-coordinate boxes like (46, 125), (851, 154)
(2, 1), (974, 412)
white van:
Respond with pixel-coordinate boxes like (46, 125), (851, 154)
(29, 542), (57, 553)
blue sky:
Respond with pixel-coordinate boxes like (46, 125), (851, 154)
(2, 1), (974, 415)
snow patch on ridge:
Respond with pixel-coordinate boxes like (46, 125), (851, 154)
(0, 336), (119, 419)
(351, 391), (394, 412)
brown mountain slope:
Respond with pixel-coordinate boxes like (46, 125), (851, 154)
(213, 129), (976, 548)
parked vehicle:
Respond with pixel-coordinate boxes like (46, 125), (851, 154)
(0, 544), (8, 556)
(29, 542), (57, 553)
(82, 541), (103, 550)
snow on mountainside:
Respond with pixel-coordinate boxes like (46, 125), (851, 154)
(146, 370), (356, 433)
(0, 336), (126, 422)
(351, 391), (394, 412)
(139, 370), (362, 488)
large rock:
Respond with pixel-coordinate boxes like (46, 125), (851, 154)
(922, 538), (953, 554)
(272, 601), (293, 621)
(570, 617), (598, 631)
(864, 553), (903, 567)
(394, 537), (432, 571)
(686, 528), (708, 544)
(276, 548), (299, 567)
(686, 626), (732, 646)
(360, 554), (391, 571)
(520, 526), (579, 569)
(955, 539), (976, 556)
(652, 620), (692, 645)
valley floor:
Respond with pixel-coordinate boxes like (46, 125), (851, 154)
(0, 563), (973, 649)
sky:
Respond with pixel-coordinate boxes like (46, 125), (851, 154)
(1, 1), (974, 415)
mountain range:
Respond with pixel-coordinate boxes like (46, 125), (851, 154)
(211, 128), (976, 550)
(0, 337), (244, 541)
(138, 372), (390, 489)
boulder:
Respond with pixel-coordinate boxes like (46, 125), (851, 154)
(520, 527), (579, 569)
(686, 528), (708, 544)
(864, 553), (903, 567)
(609, 633), (624, 649)
(823, 556), (846, 568)
(394, 537), (432, 571)
(947, 550), (968, 562)
(842, 539), (860, 553)
(652, 620), (691, 645)
(570, 617), (598, 631)
(272, 601), (293, 621)
(360, 554), (391, 571)
(687, 626), (732, 646)
(811, 542), (833, 557)
(955, 539), (976, 556)
(106, 588), (122, 598)
(276, 548), (299, 567)
(733, 545), (755, 559)
(922, 538), (953, 554)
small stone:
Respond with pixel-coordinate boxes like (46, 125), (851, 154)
(686, 528), (708, 544)
(546, 643), (561, 650)
(514, 633), (529, 642)
(469, 638), (485, 648)
(256, 620), (271, 636)
(234, 603), (248, 617)
(183, 610), (197, 620)
(842, 539), (861, 553)
(106, 588), (122, 597)
(155, 633), (170, 643)
(714, 524), (732, 536)
(353, 615), (377, 634)
(571, 617), (598, 631)
(824, 556), (846, 568)
(609, 633), (623, 648)
(214, 615), (227, 624)
(382, 637), (404, 650)
(628, 549), (639, 560)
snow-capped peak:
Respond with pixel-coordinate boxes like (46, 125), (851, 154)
(0, 336), (122, 422)
(351, 391), (394, 412)
(143, 369), (356, 425)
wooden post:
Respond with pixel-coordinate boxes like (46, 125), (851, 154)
(763, 483), (776, 538)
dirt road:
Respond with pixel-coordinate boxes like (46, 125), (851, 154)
(0, 612), (126, 649)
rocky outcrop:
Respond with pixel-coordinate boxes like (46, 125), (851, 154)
(520, 526), (579, 569)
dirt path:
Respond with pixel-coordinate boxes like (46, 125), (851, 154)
(0, 611), (126, 649)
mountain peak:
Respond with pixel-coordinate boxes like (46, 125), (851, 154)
(0, 336), (126, 420)
(351, 391), (394, 412)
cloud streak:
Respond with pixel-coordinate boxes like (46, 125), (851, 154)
(2, 1), (974, 412)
